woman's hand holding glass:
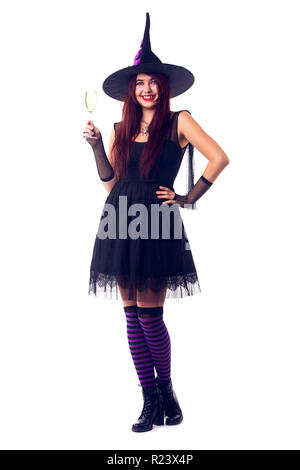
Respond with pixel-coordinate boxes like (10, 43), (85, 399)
(83, 121), (102, 147)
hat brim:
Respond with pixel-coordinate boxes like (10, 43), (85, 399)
(102, 63), (194, 101)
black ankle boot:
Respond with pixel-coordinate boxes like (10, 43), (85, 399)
(132, 383), (165, 432)
(155, 377), (183, 425)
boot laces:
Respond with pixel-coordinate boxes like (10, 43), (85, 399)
(139, 388), (158, 419)
(140, 398), (154, 419)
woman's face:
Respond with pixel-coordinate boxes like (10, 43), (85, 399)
(135, 73), (159, 109)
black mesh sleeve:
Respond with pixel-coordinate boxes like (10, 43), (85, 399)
(174, 173), (213, 209)
(85, 131), (115, 182)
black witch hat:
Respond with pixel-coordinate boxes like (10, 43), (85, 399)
(102, 12), (195, 101)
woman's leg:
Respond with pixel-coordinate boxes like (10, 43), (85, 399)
(137, 306), (171, 383)
(117, 280), (138, 308)
(137, 287), (171, 382)
(123, 305), (157, 387)
(118, 282), (156, 387)
(137, 287), (183, 426)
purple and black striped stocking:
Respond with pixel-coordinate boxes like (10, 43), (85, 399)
(123, 305), (156, 388)
(137, 306), (171, 383)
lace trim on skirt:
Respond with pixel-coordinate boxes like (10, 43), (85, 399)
(88, 271), (202, 301)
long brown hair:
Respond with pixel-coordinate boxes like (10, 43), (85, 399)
(111, 73), (172, 182)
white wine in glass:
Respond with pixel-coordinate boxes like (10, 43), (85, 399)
(84, 90), (98, 139)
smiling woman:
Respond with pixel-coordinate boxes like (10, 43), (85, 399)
(83, 11), (229, 433)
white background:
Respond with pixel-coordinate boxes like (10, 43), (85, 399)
(1, 0), (299, 450)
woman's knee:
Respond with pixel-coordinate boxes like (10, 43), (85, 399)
(137, 287), (167, 308)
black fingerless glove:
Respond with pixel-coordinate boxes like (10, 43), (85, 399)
(86, 131), (115, 182)
(174, 174), (213, 208)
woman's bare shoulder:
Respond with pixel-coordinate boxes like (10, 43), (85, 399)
(177, 110), (190, 148)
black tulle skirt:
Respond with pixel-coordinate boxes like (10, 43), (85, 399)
(88, 179), (201, 301)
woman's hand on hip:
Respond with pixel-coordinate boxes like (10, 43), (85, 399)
(156, 186), (176, 204)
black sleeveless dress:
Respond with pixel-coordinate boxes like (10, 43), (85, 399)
(88, 110), (202, 301)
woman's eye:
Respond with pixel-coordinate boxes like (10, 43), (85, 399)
(136, 80), (156, 85)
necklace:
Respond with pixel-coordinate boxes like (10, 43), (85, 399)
(140, 119), (150, 135)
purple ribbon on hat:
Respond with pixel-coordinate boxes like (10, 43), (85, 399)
(133, 39), (143, 65)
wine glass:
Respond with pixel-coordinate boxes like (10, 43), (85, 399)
(83, 90), (98, 139)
